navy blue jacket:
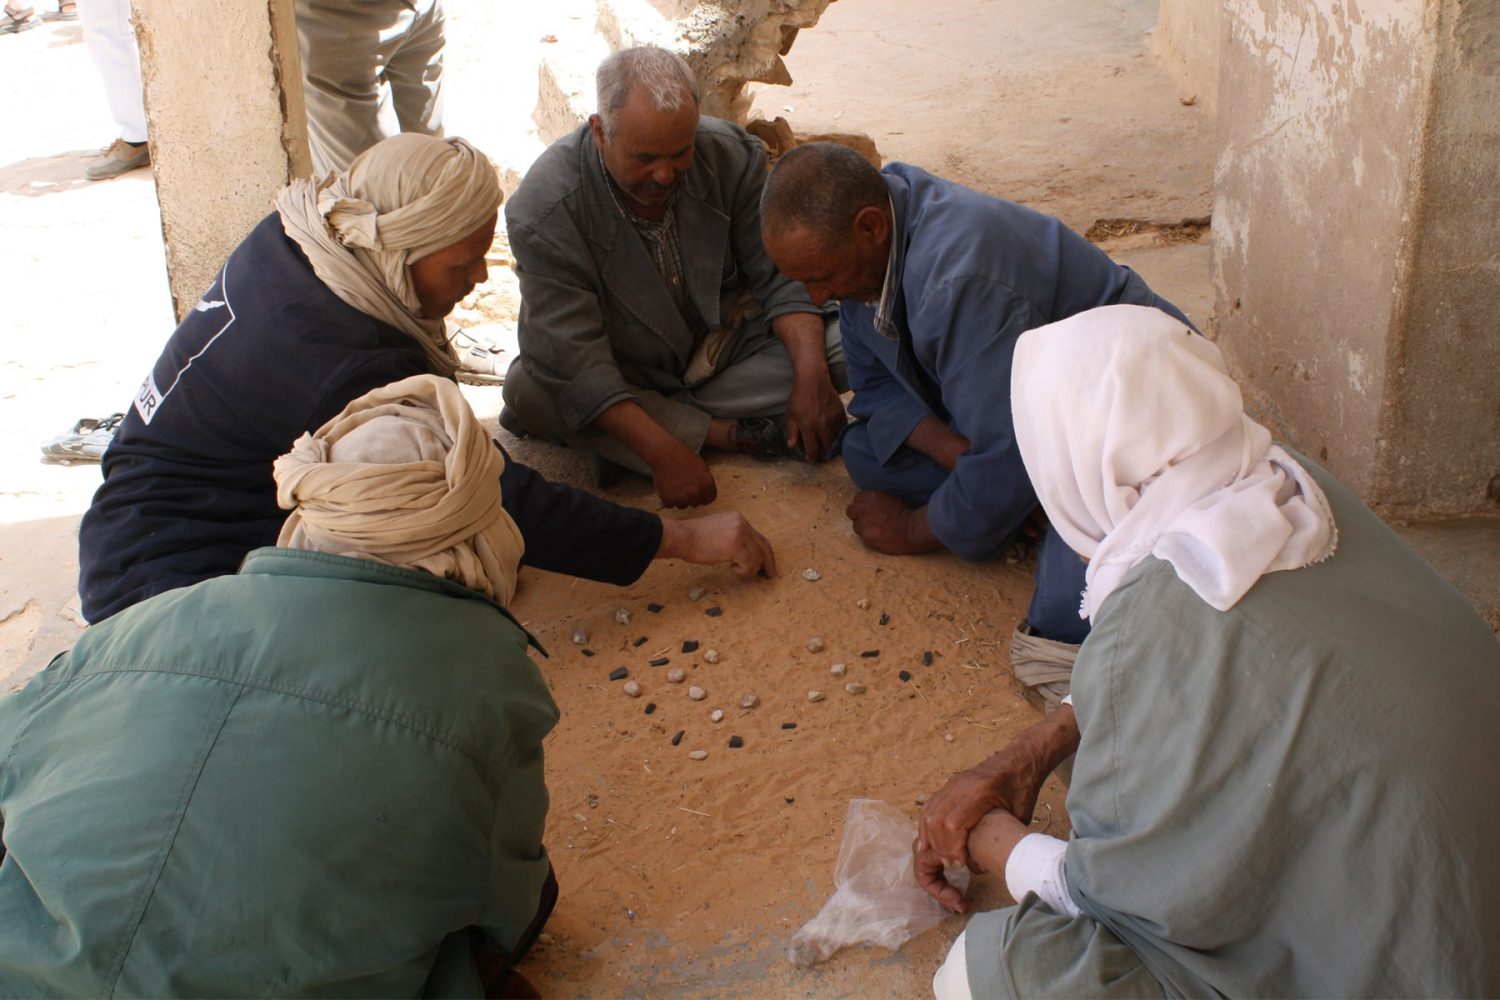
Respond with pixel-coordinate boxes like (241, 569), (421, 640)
(839, 164), (1192, 561)
(79, 213), (660, 623)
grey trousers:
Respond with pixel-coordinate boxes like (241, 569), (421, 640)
(502, 316), (847, 476)
(295, 0), (445, 176)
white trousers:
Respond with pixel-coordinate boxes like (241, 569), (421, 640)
(295, 0), (446, 176)
(78, 0), (147, 143)
(933, 929), (974, 1000)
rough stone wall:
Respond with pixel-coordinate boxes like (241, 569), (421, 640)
(539, 0), (836, 141)
(1377, 0), (1500, 514)
(1213, 2), (1429, 506)
(134, 0), (310, 321)
(1154, 0), (1220, 110)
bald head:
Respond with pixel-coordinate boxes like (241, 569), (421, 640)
(761, 141), (888, 245)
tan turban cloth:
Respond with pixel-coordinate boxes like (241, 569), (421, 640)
(275, 133), (504, 378)
(272, 374), (525, 607)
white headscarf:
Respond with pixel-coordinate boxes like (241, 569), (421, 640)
(1011, 305), (1337, 622)
(276, 133), (503, 378)
(273, 374), (525, 607)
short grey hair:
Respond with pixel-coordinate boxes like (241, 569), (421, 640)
(596, 46), (700, 138)
(761, 142), (888, 244)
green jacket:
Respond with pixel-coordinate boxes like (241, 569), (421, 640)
(0, 548), (559, 998)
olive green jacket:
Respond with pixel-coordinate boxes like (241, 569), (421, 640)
(0, 548), (558, 998)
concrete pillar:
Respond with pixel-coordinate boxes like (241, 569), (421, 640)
(1213, 0), (1500, 519)
(133, 0), (310, 322)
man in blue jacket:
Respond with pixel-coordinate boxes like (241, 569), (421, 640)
(761, 143), (1192, 676)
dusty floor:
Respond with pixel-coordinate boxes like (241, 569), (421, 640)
(1, 1), (1211, 995)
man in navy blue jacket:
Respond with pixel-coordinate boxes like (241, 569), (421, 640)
(761, 143), (1191, 657)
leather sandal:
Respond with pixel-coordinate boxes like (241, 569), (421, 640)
(42, 1), (78, 20)
(2, 4), (39, 33)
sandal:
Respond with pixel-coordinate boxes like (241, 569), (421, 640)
(2, 4), (38, 33)
(40, 412), (125, 464)
(42, 0), (77, 20)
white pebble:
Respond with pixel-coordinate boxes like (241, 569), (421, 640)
(740, 692), (759, 709)
(944, 733), (956, 743)
(856, 598), (871, 610)
(688, 585), (706, 602)
(844, 682), (866, 695)
(807, 690), (825, 703)
(802, 567), (821, 581)
(571, 627), (588, 645)
(805, 636), (825, 653)
(688, 749), (708, 761)
(667, 667), (686, 684)
(614, 608), (631, 625)
(829, 662), (847, 677)
(709, 708), (724, 723)
(703, 649), (721, 664)
(622, 680), (642, 698)
(689, 685), (707, 701)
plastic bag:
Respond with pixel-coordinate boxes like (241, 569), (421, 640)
(787, 798), (970, 967)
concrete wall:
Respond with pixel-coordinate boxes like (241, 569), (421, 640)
(1154, 0), (1220, 109)
(1212, 0), (1500, 518)
(134, 0), (310, 321)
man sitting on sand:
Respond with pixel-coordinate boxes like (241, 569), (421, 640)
(501, 46), (848, 507)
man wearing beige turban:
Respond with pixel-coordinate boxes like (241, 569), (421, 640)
(0, 375), (562, 995)
(79, 132), (775, 625)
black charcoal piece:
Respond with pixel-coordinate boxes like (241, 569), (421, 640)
(705, 606), (723, 617)
(728, 735), (744, 748)
(671, 730), (685, 746)
(922, 650), (934, 667)
(649, 657), (669, 667)
(647, 602), (664, 613)
(608, 667), (629, 681)
(681, 640), (699, 653)
(781, 722), (797, 730)
(632, 635), (648, 647)
(899, 670), (912, 682)
(644, 702), (657, 714)
(879, 611), (890, 625)
(581, 648), (594, 657)
(861, 649), (880, 658)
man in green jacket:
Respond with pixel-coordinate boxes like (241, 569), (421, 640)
(0, 375), (555, 997)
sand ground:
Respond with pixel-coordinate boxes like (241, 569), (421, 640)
(0, 1), (1212, 994)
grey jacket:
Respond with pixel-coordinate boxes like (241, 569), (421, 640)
(505, 117), (815, 431)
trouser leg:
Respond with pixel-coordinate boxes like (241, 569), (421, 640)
(385, 0), (444, 137)
(78, 0), (146, 143)
(837, 420), (949, 507)
(1025, 524), (1091, 645)
(685, 313), (848, 417)
(501, 359), (710, 477)
(963, 898), (1165, 1000)
(296, 0), (403, 175)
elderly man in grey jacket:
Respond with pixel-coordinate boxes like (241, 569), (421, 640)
(501, 46), (847, 508)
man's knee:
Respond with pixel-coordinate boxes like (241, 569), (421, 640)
(500, 360), (570, 444)
(838, 422), (947, 506)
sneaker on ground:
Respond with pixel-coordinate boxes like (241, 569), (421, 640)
(85, 138), (150, 181)
(40, 413), (124, 464)
(733, 415), (803, 461)
(449, 324), (511, 386)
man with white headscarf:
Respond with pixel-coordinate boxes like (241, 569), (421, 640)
(917, 306), (1500, 998)
(78, 132), (775, 626)
(1, 376), (560, 996)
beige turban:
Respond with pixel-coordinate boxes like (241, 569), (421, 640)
(273, 374), (525, 607)
(276, 134), (504, 378)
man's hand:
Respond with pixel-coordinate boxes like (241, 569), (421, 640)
(914, 840), (968, 915)
(785, 372), (847, 463)
(772, 311), (846, 463)
(846, 491), (943, 555)
(651, 444), (717, 508)
(656, 511), (776, 578)
(916, 706), (1080, 870)
(906, 416), (971, 473)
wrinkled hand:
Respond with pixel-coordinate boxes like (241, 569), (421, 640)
(785, 373), (847, 463)
(657, 512), (777, 578)
(916, 740), (1053, 872)
(651, 445), (717, 508)
(846, 491), (939, 555)
(913, 839), (968, 915)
